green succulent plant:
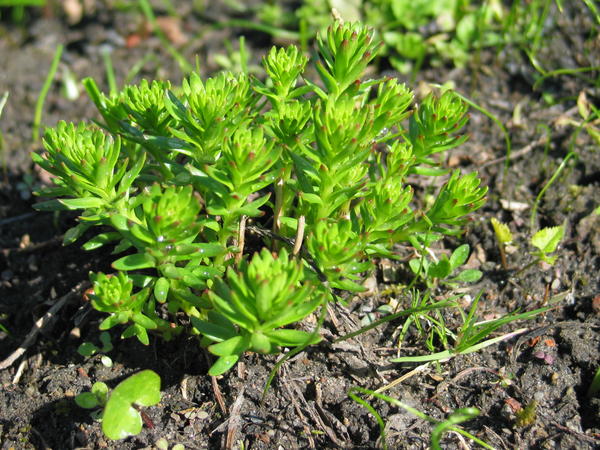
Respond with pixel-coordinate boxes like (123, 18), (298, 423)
(33, 21), (486, 378)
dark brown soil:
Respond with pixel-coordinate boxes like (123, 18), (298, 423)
(1, 2), (599, 449)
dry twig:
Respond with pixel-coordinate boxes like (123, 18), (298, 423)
(0, 282), (86, 371)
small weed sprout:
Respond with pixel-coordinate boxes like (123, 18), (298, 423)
(75, 370), (161, 440)
(490, 217), (513, 270)
(409, 243), (482, 289)
(587, 366), (600, 398)
(77, 331), (114, 367)
(491, 219), (565, 271)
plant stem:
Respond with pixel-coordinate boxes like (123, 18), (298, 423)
(499, 244), (508, 270)
(33, 44), (63, 143)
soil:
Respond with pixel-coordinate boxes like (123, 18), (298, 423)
(1, 2), (599, 449)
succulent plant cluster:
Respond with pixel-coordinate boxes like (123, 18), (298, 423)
(33, 21), (486, 375)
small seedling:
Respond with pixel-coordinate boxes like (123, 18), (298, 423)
(75, 380), (109, 420)
(75, 370), (161, 440)
(514, 400), (538, 427)
(491, 219), (565, 271)
(587, 366), (600, 398)
(77, 331), (114, 367)
(393, 292), (550, 363)
(530, 225), (565, 265)
(348, 386), (493, 450)
(409, 244), (482, 288)
(490, 217), (513, 270)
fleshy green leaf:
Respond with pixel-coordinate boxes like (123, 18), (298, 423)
(77, 342), (99, 357)
(451, 269), (482, 283)
(75, 392), (100, 409)
(429, 257), (452, 279)
(102, 370), (161, 440)
(154, 277), (169, 303)
(209, 355), (240, 376)
(265, 328), (321, 346)
(112, 253), (157, 270)
(449, 244), (470, 270)
(59, 197), (106, 210)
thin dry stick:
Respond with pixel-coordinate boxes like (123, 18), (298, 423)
(0, 282), (86, 370)
(478, 135), (547, 169)
(201, 347), (227, 415)
(224, 386), (246, 450)
(289, 378), (345, 447)
(235, 215), (247, 264)
(293, 215), (305, 256)
(552, 422), (600, 445)
(212, 376), (227, 415)
(281, 376), (316, 449)
(373, 362), (431, 394)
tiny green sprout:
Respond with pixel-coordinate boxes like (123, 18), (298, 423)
(76, 370), (161, 440)
(78, 331), (114, 357)
(77, 332), (114, 367)
(490, 217), (513, 270)
(530, 225), (565, 265)
(87, 272), (156, 345)
(75, 381), (109, 410)
(155, 438), (185, 450)
(587, 366), (600, 398)
(515, 400), (538, 428)
(348, 386), (492, 450)
(409, 244), (482, 288)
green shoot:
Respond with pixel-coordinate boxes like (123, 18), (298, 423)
(490, 217), (513, 270)
(530, 225), (565, 265)
(515, 400), (538, 427)
(348, 386), (493, 450)
(393, 293), (551, 363)
(0, 91), (8, 180)
(32, 44), (63, 143)
(409, 244), (482, 288)
(587, 366), (600, 398)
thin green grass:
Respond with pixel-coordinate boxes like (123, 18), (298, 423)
(393, 293), (552, 363)
(529, 152), (575, 231)
(582, 0), (600, 25)
(432, 84), (512, 186)
(101, 47), (118, 96)
(533, 66), (600, 90)
(138, 0), (192, 74)
(0, 91), (8, 180)
(348, 386), (493, 450)
(123, 52), (160, 85)
(32, 44), (63, 143)
(216, 18), (300, 42)
(588, 366), (600, 397)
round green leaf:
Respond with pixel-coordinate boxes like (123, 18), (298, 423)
(75, 392), (100, 409)
(77, 342), (99, 357)
(102, 370), (161, 440)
